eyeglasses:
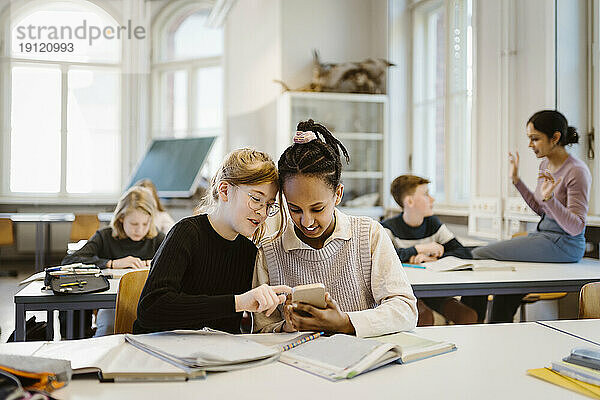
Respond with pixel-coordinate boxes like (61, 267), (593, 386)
(231, 184), (280, 217)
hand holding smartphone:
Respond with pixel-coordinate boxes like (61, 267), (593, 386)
(291, 283), (326, 308)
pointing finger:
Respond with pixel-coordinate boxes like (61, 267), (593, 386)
(271, 285), (293, 294)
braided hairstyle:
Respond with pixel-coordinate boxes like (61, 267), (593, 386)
(278, 119), (350, 191)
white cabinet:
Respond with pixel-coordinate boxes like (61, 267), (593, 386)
(277, 92), (388, 218)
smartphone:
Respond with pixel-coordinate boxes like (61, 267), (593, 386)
(292, 283), (326, 308)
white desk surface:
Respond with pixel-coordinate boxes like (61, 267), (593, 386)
(16, 268), (147, 301)
(0, 212), (112, 222)
(15, 279), (119, 302)
(406, 258), (600, 286)
(1, 322), (597, 400)
(538, 319), (600, 344)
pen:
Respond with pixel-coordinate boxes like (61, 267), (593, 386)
(403, 264), (426, 269)
(60, 280), (87, 287)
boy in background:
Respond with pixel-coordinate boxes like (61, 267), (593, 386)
(382, 175), (484, 325)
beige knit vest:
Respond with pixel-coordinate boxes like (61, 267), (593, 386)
(262, 216), (376, 312)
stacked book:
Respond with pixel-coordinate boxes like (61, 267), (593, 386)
(528, 348), (600, 399)
(124, 330), (280, 372)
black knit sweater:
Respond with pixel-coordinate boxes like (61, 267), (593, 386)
(133, 214), (258, 334)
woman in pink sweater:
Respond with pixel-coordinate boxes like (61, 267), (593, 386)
(472, 110), (592, 322)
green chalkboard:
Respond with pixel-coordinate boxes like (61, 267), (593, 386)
(128, 137), (216, 197)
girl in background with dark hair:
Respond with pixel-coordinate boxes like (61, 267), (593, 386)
(254, 119), (417, 337)
(472, 110), (592, 322)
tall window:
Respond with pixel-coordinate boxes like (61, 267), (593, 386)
(2, 1), (122, 195)
(152, 6), (223, 147)
(411, 0), (472, 204)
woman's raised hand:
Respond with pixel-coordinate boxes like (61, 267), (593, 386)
(539, 170), (562, 201)
(509, 151), (520, 184)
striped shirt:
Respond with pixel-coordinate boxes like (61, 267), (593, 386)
(381, 214), (471, 262)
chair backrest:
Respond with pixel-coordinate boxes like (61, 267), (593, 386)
(70, 214), (100, 242)
(114, 269), (149, 334)
(0, 218), (14, 247)
(579, 282), (600, 319)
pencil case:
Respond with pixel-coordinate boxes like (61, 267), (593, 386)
(0, 354), (72, 392)
(47, 273), (109, 295)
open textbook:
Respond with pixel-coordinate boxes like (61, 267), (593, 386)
(123, 330), (456, 381)
(0, 330), (456, 383)
(421, 256), (516, 272)
(10, 335), (204, 382)
(277, 331), (456, 381)
(279, 334), (402, 381)
(373, 331), (456, 363)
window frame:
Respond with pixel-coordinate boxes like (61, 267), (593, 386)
(407, 0), (473, 209)
(591, 0), (600, 216)
(0, 0), (123, 201)
(151, 1), (223, 140)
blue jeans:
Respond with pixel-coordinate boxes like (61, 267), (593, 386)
(93, 309), (115, 337)
(471, 215), (584, 322)
(472, 215), (585, 262)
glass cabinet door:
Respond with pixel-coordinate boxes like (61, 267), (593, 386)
(290, 96), (385, 208)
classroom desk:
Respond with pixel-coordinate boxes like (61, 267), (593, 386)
(537, 319), (600, 346)
(12, 260), (600, 340)
(1, 322), (597, 400)
(0, 212), (112, 271)
(13, 279), (118, 341)
(406, 258), (600, 297)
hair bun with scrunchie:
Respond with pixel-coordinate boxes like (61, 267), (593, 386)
(293, 130), (319, 144)
(566, 126), (579, 145)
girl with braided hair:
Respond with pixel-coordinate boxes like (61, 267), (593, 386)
(253, 120), (417, 337)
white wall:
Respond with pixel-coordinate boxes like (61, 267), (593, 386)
(280, 0), (387, 89)
(225, 0), (282, 154)
(224, 0), (387, 156)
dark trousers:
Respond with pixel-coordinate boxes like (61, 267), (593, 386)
(58, 310), (94, 339)
(461, 294), (524, 323)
